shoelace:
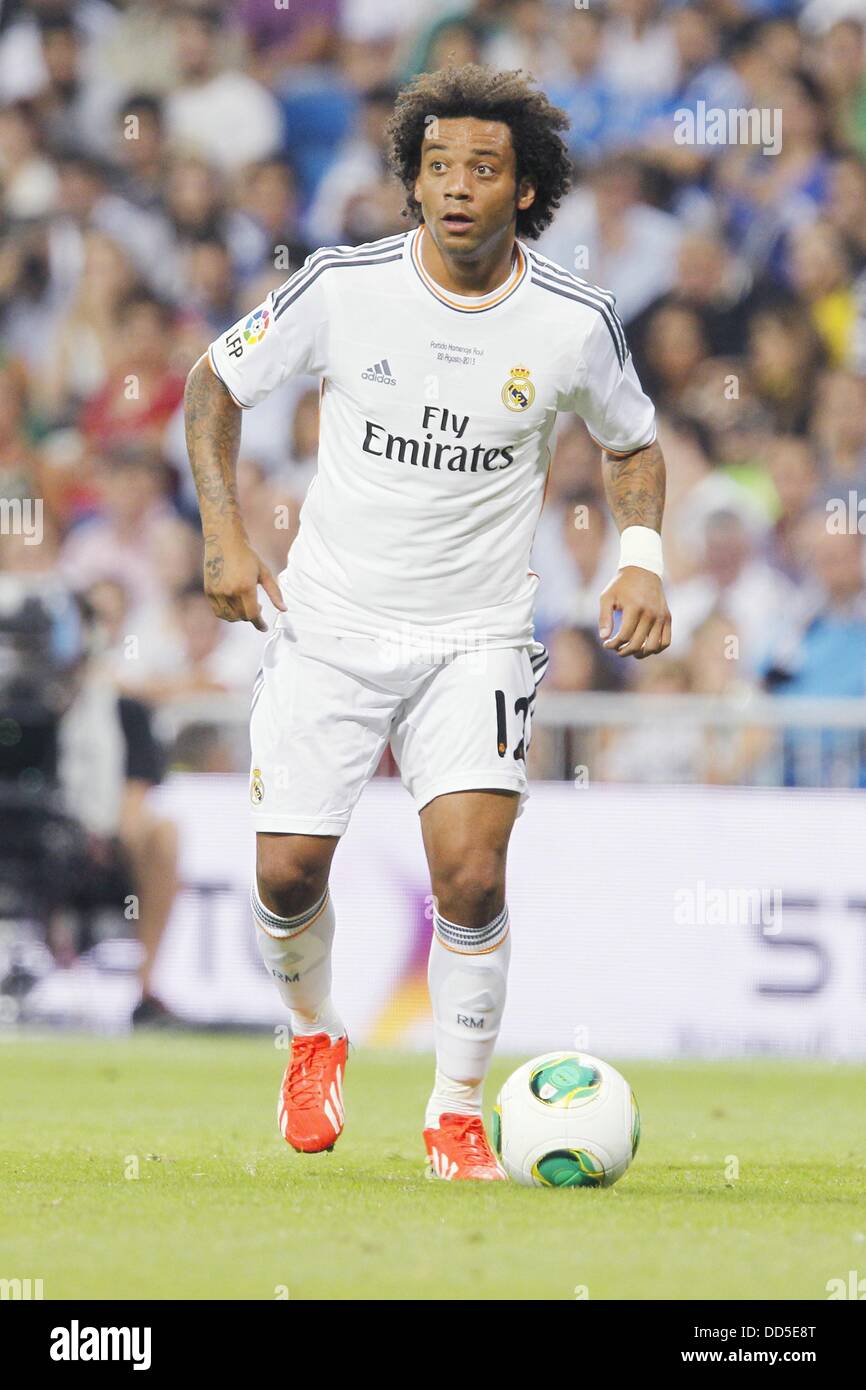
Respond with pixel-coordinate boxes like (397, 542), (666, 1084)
(442, 1116), (497, 1168)
(286, 1036), (332, 1110)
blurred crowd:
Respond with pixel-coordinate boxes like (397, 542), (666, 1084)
(2, 0), (866, 792)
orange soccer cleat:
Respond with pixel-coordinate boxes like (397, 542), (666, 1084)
(278, 1032), (348, 1153)
(423, 1112), (507, 1181)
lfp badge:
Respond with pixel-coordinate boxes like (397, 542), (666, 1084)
(243, 308), (270, 344)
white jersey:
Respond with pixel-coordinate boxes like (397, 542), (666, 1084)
(208, 227), (656, 655)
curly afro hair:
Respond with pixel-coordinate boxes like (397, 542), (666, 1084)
(386, 64), (572, 241)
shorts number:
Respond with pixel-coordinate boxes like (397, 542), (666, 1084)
(494, 689), (533, 762)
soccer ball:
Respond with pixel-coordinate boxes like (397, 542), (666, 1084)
(492, 1051), (640, 1188)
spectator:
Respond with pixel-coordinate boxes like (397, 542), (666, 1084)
(538, 154), (683, 322)
(669, 503), (801, 673)
(747, 302), (826, 434)
(0, 362), (41, 505)
(684, 611), (770, 786)
(234, 157), (308, 279)
(241, 0), (338, 85)
(483, 0), (568, 85)
(59, 444), (179, 609)
(630, 229), (755, 368)
(595, 658), (702, 785)
(164, 5), (283, 173)
(182, 237), (240, 338)
(600, 0), (679, 113)
(33, 10), (121, 159)
(641, 302), (711, 413)
(79, 288), (186, 449)
(765, 514), (866, 700)
(526, 622), (624, 782)
(88, 0), (183, 97)
(39, 229), (136, 425)
(545, 8), (617, 167)
(306, 84), (403, 247)
(719, 69), (832, 282)
(812, 369), (866, 484)
(114, 93), (167, 213)
(47, 149), (181, 303)
(57, 592), (182, 1026)
(787, 220), (856, 367)
(763, 513), (866, 784)
(815, 18), (866, 156)
(763, 435), (822, 580)
(275, 385), (321, 503)
(0, 99), (58, 218)
(532, 489), (619, 641)
(117, 580), (266, 706)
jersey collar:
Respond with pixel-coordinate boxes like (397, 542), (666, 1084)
(407, 225), (527, 313)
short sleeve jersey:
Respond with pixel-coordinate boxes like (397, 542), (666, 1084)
(208, 228), (656, 653)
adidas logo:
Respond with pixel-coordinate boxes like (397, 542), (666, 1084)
(427, 1147), (458, 1181)
(323, 1065), (345, 1134)
(361, 358), (397, 386)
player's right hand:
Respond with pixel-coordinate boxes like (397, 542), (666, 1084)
(203, 534), (286, 632)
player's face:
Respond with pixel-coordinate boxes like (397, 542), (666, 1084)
(414, 117), (536, 259)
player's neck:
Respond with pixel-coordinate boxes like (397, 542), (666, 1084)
(418, 224), (518, 298)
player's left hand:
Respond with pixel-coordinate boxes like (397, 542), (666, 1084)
(598, 567), (671, 659)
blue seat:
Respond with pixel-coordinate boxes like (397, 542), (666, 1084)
(278, 81), (359, 208)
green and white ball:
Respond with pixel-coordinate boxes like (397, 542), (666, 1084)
(492, 1052), (640, 1188)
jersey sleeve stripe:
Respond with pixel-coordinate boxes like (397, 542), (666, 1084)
(527, 250), (628, 364)
(272, 249), (404, 319)
(530, 273), (627, 369)
(270, 234), (407, 315)
(530, 264), (628, 365)
(527, 246), (622, 308)
(276, 233), (406, 289)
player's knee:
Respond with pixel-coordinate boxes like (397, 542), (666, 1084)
(255, 845), (329, 919)
(432, 855), (505, 928)
(256, 866), (326, 919)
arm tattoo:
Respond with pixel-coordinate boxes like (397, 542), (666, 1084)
(184, 355), (244, 538)
(601, 438), (666, 533)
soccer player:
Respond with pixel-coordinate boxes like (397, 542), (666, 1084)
(184, 66), (670, 1181)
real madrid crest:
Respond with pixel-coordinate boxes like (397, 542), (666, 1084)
(250, 767), (265, 804)
(501, 364), (535, 412)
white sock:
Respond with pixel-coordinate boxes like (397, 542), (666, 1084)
(425, 1069), (483, 1128)
(425, 903), (510, 1128)
(252, 881), (346, 1041)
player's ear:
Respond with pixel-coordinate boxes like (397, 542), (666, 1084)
(516, 178), (536, 213)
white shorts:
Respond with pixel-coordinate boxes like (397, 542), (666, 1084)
(248, 616), (549, 836)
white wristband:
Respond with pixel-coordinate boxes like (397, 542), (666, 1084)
(618, 525), (663, 578)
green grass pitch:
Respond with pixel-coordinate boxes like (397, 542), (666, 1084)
(1, 1036), (864, 1301)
